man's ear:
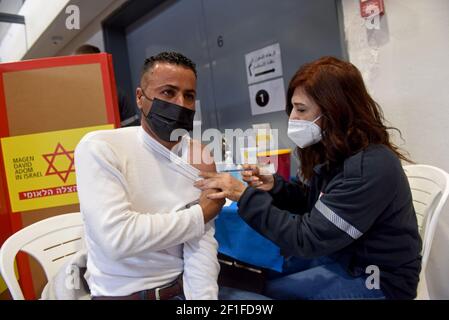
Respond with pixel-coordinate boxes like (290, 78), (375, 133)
(136, 87), (143, 110)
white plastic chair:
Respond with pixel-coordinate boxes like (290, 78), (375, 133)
(0, 212), (84, 300)
(403, 165), (449, 299)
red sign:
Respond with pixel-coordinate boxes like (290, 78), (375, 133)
(360, 0), (385, 18)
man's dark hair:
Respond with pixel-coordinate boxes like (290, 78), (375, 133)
(140, 51), (197, 83)
(75, 44), (101, 55)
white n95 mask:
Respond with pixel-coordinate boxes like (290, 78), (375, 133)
(287, 115), (323, 148)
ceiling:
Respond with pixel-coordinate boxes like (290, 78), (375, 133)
(0, 0), (26, 42)
(23, 0), (118, 60)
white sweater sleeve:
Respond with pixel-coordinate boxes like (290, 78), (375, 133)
(74, 138), (205, 261)
(182, 221), (220, 300)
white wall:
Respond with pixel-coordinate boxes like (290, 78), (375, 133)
(22, 0), (70, 48)
(341, 0), (449, 173)
(0, 0), (24, 42)
(0, 0), (70, 62)
(342, 0), (449, 299)
(56, 0), (128, 56)
(0, 0), (122, 62)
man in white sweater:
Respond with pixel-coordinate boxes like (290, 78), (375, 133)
(74, 52), (224, 300)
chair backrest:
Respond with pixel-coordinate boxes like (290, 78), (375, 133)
(421, 205), (449, 298)
(0, 212), (83, 300)
(403, 165), (449, 271)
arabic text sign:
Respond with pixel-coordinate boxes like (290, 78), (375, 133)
(245, 43), (283, 84)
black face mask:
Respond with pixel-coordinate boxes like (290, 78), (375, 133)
(143, 97), (195, 142)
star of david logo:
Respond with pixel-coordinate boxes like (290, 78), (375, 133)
(42, 143), (75, 183)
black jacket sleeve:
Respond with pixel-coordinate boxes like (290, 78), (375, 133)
(237, 149), (400, 258)
(268, 174), (308, 214)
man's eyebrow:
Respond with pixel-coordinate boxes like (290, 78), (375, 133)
(160, 84), (180, 90)
(159, 84), (196, 94)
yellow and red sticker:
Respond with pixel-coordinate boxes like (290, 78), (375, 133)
(1, 124), (113, 212)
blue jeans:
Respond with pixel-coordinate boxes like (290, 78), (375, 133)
(218, 286), (272, 300)
(264, 256), (386, 300)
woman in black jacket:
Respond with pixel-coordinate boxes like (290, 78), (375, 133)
(195, 56), (422, 299)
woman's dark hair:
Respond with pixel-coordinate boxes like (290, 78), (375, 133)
(286, 56), (411, 180)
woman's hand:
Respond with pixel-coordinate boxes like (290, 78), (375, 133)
(194, 172), (247, 202)
(241, 164), (275, 191)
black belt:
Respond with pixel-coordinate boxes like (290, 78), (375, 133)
(92, 276), (183, 300)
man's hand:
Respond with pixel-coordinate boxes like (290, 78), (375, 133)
(188, 140), (224, 223)
(200, 189), (225, 223)
(194, 172), (247, 202)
